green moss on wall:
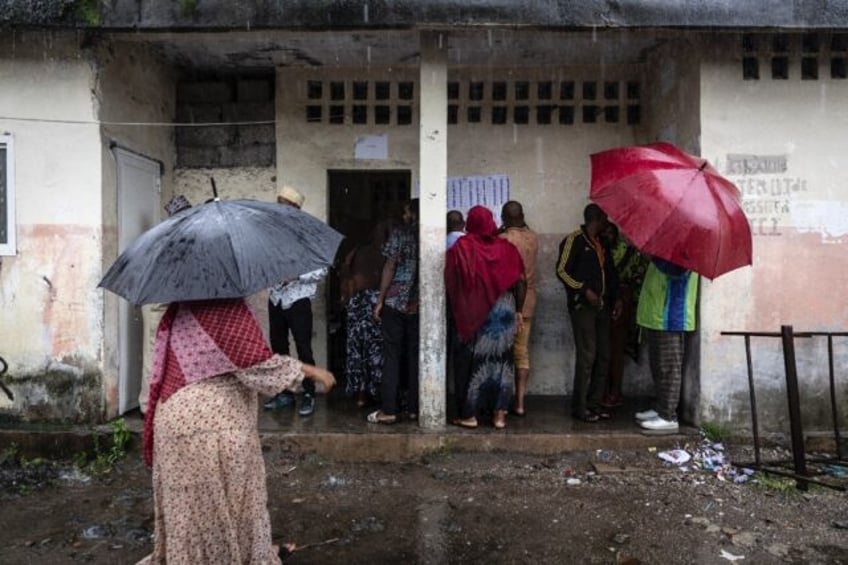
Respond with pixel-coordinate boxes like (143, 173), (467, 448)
(75, 0), (101, 26)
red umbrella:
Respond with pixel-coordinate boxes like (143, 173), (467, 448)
(590, 142), (752, 279)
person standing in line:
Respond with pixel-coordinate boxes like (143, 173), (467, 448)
(556, 203), (621, 423)
(446, 206), (525, 430)
(446, 209), (471, 418)
(368, 199), (420, 425)
(600, 222), (647, 409)
(635, 258), (699, 433)
(446, 209), (466, 249)
(499, 200), (539, 417)
(339, 222), (390, 407)
(263, 186), (327, 417)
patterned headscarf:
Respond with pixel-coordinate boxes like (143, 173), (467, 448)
(143, 299), (272, 466)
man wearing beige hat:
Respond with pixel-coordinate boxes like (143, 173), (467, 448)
(263, 185), (328, 416)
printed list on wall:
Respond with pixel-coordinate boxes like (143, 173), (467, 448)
(446, 175), (511, 224)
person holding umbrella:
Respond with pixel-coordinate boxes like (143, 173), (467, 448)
(635, 258), (699, 432)
(588, 142), (751, 432)
(99, 190), (346, 564)
(139, 298), (335, 564)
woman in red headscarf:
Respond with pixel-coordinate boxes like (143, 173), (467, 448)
(445, 206), (526, 429)
(139, 298), (335, 564)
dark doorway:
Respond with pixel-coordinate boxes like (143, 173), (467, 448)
(326, 170), (411, 391)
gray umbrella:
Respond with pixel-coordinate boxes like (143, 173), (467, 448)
(99, 199), (344, 304)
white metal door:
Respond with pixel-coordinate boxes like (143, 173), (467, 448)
(114, 148), (160, 414)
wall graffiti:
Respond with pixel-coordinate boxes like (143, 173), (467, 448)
(725, 154), (806, 237)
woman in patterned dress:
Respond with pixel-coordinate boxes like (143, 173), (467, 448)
(445, 206), (526, 430)
(339, 223), (390, 406)
(138, 298), (335, 564)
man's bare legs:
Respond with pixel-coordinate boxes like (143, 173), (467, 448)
(512, 367), (529, 415)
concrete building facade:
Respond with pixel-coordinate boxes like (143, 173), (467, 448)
(0, 2), (846, 436)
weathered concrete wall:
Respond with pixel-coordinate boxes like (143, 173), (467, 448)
(0, 32), (104, 422)
(699, 35), (848, 433)
(176, 76), (275, 168)
(97, 40), (177, 418)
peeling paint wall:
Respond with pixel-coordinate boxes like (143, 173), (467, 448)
(0, 34), (177, 422)
(699, 35), (848, 432)
(97, 40), (177, 418)
(0, 32), (104, 421)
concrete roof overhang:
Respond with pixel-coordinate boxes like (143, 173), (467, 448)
(4, 1), (847, 73)
(3, 0), (848, 31)
(111, 29), (675, 72)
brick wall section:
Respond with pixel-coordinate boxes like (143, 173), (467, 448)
(176, 77), (275, 168)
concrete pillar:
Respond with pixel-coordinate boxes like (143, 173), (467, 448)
(418, 31), (448, 430)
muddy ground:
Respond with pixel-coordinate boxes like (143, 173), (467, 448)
(1, 441), (847, 565)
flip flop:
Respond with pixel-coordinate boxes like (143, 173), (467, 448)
(509, 408), (526, 417)
(450, 417), (478, 429)
(366, 410), (397, 424)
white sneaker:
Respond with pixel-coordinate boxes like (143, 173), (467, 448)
(635, 409), (658, 421)
(640, 416), (679, 431)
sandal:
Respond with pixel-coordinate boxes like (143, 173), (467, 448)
(275, 542), (296, 558)
(493, 410), (507, 430)
(509, 408), (526, 417)
(573, 410), (600, 423)
(451, 417), (478, 429)
(366, 410), (397, 424)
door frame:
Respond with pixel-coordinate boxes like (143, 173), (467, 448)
(113, 146), (162, 414)
(325, 169), (412, 386)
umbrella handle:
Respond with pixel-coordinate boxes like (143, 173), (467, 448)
(210, 177), (218, 198)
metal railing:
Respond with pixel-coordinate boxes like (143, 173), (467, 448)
(721, 326), (846, 491)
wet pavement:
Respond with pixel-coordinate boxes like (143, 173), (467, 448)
(120, 393), (698, 461)
(4, 394), (846, 564)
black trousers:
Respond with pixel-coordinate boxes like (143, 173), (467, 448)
(447, 303), (474, 419)
(268, 297), (315, 396)
(380, 305), (419, 415)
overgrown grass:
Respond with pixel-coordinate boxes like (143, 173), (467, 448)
(86, 418), (132, 475)
(752, 472), (800, 493)
(701, 421), (733, 443)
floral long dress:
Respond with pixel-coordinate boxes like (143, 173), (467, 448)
(344, 289), (383, 400)
(138, 355), (303, 565)
(462, 292), (518, 416)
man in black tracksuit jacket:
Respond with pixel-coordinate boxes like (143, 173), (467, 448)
(556, 203), (620, 422)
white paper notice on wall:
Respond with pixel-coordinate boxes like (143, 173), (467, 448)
(446, 175), (511, 223)
(354, 135), (388, 160)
